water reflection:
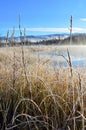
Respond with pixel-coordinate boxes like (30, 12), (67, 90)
(51, 59), (86, 67)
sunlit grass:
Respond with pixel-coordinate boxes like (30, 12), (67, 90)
(0, 46), (86, 130)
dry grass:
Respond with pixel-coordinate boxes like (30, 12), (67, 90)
(0, 46), (86, 130)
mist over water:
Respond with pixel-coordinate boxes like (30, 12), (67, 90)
(37, 45), (86, 67)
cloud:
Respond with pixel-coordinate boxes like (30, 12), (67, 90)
(73, 27), (86, 33)
(9, 27), (69, 33)
(2, 27), (86, 33)
(80, 18), (86, 21)
(26, 28), (69, 33)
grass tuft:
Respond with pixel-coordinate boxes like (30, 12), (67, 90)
(0, 46), (86, 130)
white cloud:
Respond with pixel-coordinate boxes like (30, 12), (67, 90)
(3, 27), (86, 33)
(9, 27), (69, 33)
(80, 18), (86, 21)
(73, 27), (86, 33)
(26, 28), (69, 33)
(27, 27), (86, 33)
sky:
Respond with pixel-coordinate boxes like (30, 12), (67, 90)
(1, 0), (86, 36)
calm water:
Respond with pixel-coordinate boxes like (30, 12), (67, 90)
(36, 45), (86, 67)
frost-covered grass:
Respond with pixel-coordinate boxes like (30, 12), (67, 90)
(0, 46), (86, 130)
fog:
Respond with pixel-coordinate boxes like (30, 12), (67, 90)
(36, 45), (86, 67)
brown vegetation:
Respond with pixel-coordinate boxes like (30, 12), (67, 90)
(0, 46), (86, 130)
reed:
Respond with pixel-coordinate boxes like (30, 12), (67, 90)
(0, 46), (86, 130)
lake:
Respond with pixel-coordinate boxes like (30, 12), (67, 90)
(34, 45), (86, 67)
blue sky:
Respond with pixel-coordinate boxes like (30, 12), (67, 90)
(1, 0), (86, 36)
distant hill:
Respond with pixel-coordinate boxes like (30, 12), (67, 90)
(0, 33), (69, 42)
(60, 34), (86, 45)
(0, 33), (86, 46)
(31, 34), (86, 45)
